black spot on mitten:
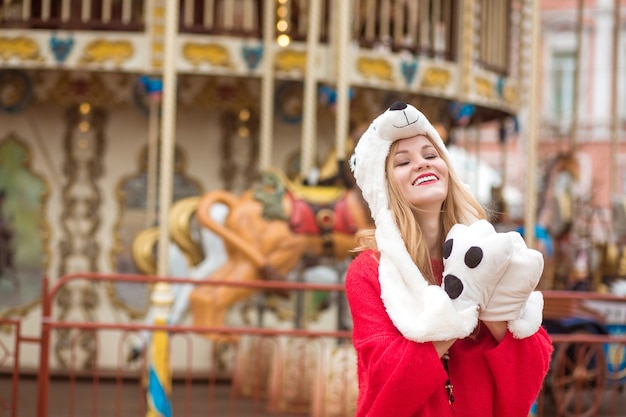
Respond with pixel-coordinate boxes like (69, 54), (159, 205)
(443, 275), (463, 299)
(443, 239), (453, 259)
(464, 246), (483, 269)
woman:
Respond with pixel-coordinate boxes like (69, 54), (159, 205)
(346, 102), (552, 416)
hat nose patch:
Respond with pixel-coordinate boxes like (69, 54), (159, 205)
(389, 101), (407, 111)
(443, 275), (463, 299)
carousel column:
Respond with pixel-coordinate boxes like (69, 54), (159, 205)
(144, 77), (163, 228)
(299, 0), (322, 182)
(146, 0), (177, 415)
(333, 0), (352, 334)
(259, 0), (277, 170)
(525, 2), (541, 252)
(334, 0), (351, 162)
(290, 0), (322, 329)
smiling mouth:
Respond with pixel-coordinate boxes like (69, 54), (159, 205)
(413, 174), (438, 186)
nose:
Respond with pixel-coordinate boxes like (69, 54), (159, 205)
(413, 156), (430, 171)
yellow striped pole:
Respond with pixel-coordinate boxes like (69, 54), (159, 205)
(147, 310), (172, 417)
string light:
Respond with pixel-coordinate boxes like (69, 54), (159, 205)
(79, 102), (91, 115)
(78, 120), (90, 132)
(276, 0), (290, 47)
(277, 34), (291, 47)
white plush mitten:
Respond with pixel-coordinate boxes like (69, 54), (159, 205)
(441, 220), (517, 314)
(480, 232), (545, 338)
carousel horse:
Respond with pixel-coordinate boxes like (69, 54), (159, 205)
(537, 151), (580, 240)
(536, 150), (581, 289)
(128, 196), (229, 360)
(129, 190), (354, 358)
(189, 168), (373, 338)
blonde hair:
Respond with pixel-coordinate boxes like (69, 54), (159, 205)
(355, 135), (487, 284)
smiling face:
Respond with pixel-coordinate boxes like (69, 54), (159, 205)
(389, 134), (449, 212)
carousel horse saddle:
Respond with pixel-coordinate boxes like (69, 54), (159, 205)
(288, 191), (356, 235)
(254, 169), (357, 236)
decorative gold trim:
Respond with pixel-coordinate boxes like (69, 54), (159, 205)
(356, 57), (394, 82)
(503, 84), (517, 105)
(420, 66), (451, 90)
(150, 0), (166, 69)
(182, 42), (234, 68)
(79, 39), (134, 66)
(275, 50), (307, 73)
(54, 104), (106, 369)
(0, 36), (44, 62)
(45, 72), (117, 107)
(474, 75), (495, 99)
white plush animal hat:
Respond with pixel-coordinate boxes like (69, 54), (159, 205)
(350, 102), (479, 342)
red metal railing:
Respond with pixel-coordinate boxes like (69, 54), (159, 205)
(0, 318), (19, 417)
(35, 272), (353, 417)
(3, 276), (626, 416)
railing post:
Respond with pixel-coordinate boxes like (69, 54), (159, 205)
(36, 275), (50, 417)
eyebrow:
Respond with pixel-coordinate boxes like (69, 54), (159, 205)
(393, 144), (437, 156)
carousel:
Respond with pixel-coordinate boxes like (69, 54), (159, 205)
(1, 1), (625, 416)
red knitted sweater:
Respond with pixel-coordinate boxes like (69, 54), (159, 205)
(345, 250), (553, 417)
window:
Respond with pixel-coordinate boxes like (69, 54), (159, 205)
(551, 50), (576, 121)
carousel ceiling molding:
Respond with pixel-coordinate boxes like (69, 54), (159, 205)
(0, 70), (34, 113)
(242, 43), (263, 71)
(0, 35), (44, 63)
(468, 69), (519, 112)
(0, 133), (50, 320)
(188, 77), (259, 112)
(43, 72), (129, 107)
(400, 58), (418, 86)
(78, 39), (134, 67)
(182, 42), (235, 69)
(49, 34), (75, 64)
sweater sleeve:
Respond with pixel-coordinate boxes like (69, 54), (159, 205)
(484, 326), (553, 417)
(345, 251), (450, 417)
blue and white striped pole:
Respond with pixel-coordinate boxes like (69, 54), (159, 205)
(147, 312), (172, 417)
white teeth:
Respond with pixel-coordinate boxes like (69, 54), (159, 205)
(414, 175), (437, 185)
